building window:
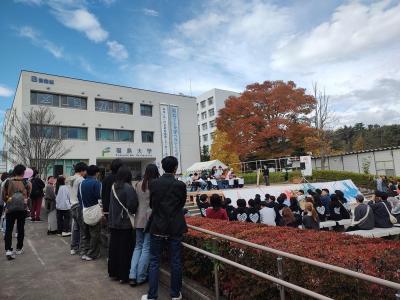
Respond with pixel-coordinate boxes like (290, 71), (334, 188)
(61, 95), (87, 110)
(208, 108), (215, 117)
(95, 99), (132, 114)
(30, 125), (87, 140)
(31, 91), (88, 110)
(31, 92), (59, 107)
(60, 127), (88, 140)
(30, 124), (59, 139)
(209, 120), (215, 128)
(201, 112), (207, 120)
(200, 100), (206, 108)
(203, 134), (208, 142)
(140, 104), (153, 116)
(210, 132), (216, 141)
(96, 129), (134, 142)
(202, 123), (208, 130)
(142, 131), (154, 143)
(208, 96), (214, 105)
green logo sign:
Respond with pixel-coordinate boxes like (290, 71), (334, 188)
(102, 147), (111, 157)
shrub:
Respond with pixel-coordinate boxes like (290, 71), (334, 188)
(183, 218), (400, 300)
(240, 170), (377, 189)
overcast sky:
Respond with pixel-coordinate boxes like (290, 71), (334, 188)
(0, 0), (399, 128)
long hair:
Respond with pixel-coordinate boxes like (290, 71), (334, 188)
(55, 176), (65, 195)
(305, 202), (318, 222)
(282, 207), (296, 225)
(142, 164), (160, 192)
(114, 165), (132, 189)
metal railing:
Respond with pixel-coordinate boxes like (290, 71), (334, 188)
(184, 224), (400, 300)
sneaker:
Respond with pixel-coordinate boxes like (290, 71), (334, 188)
(141, 295), (155, 300)
(62, 232), (72, 237)
(6, 250), (15, 260)
(70, 249), (77, 255)
(15, 249), (23, 255)
(81, 255), (93, 261)
(171, 292), (182, 300)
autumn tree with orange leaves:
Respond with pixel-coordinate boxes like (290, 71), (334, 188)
(216, 81), (316, 160)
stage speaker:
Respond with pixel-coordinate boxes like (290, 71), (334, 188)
(300, 162), (306, 170)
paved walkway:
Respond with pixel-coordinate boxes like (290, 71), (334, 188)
(0, 216), (169, 300)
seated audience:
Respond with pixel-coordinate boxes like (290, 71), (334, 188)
(346, 194), (375, 231)
(320, 188), (331, 213)
(223, 198), (235, 221)
(196, 194), (209, 217)
(259, 201), (276, 226)
(246, 199), (260, 223)
(328, 194), (350, 221)
(280, 207), (299, 228)
(314, 194), (327, 222)
(368, 191), (393, 228)
(289, 197), (302, 215)
(302, 202), (320, 230)
(232, 199), (248, 222)
(205, 194), (228, 220)
(387, 192), (400, 223)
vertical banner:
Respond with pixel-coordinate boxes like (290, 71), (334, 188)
(160, 104), (171, 158)
(169, 105), (182, 173)
(300, 155), (313, 176)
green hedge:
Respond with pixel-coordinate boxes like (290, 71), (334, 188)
(241, 170), (376, 189)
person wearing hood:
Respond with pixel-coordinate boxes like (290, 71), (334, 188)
(67, 162), (88, 256)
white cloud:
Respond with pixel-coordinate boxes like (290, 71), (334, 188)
(0, 85), (14, 98)
(52, 8), (109, 43)
(14, 0), (43, 5)
(271, 1), (400, 70)
(143, 8), (159, 17)
(17, 26), (64, 58)
(106, 40), (129, 60)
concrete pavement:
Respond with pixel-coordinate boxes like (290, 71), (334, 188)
(0, 216), (169, 300)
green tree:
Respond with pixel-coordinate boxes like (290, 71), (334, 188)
(200, 145), (210, 162)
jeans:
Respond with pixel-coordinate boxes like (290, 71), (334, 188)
(147, 235), (182, 299)
(70, 204), (88, 253)
(56, 209), (71, 233)
(84, 221), (101, 259)
(4, 211), (26, 251)
(31, 198), (43, 220)
(129, 228), (151, 283)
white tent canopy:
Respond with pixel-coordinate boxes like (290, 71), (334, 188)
(186, 159), (228, 173)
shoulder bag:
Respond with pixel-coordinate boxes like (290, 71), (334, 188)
(382, 202), (398, 224)
(112, 184), (135, 229)
(80, 183), (103, 226)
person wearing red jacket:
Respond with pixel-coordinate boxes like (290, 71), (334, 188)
(206, 194), (228, 220)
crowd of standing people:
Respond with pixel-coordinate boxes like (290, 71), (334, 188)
(0, 156), (186, 300)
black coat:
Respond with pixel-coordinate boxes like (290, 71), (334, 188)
(30, 177), (45, 200)
(108, 183), (138, 229)
(102, 173), (116, 213)
(246, 207), (260, 223)
(149, 174), (187, 237)
(368, 200), (393, 228)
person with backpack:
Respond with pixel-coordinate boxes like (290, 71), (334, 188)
(2, 164), (32, 260)
(30, 168), (45, 221)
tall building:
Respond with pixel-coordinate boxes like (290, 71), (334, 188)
(3, 70), (200, 177)
(196, 88), (240, 152)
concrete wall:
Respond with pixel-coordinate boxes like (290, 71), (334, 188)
(312, 148), (400, 176)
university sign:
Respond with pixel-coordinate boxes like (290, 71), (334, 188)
(100, 146), (154, 158)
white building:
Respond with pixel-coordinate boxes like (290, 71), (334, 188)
(3, 70), (200, 178)
(196, 88), (240, 151)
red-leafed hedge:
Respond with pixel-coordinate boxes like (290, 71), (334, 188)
(183, 217), (400, 300)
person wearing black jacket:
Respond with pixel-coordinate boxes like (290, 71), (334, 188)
(223, 198), (235, 221)
(143, 156), (187, 300)
(246, 199), (260, 223)
(195, 194), (209, 217)
(108, 165), (138, 283)
(101, 159), (123, 217)
(30, 168), (45, 221)
(231, 199), (248, 222)
(369, 191), (393, 228)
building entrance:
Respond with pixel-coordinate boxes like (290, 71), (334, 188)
(96, 158), (155, 180)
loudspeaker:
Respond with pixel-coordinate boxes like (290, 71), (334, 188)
(300, 162), (306, 170)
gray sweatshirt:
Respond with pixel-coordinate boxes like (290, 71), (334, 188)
(354, 203), (375, 230)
